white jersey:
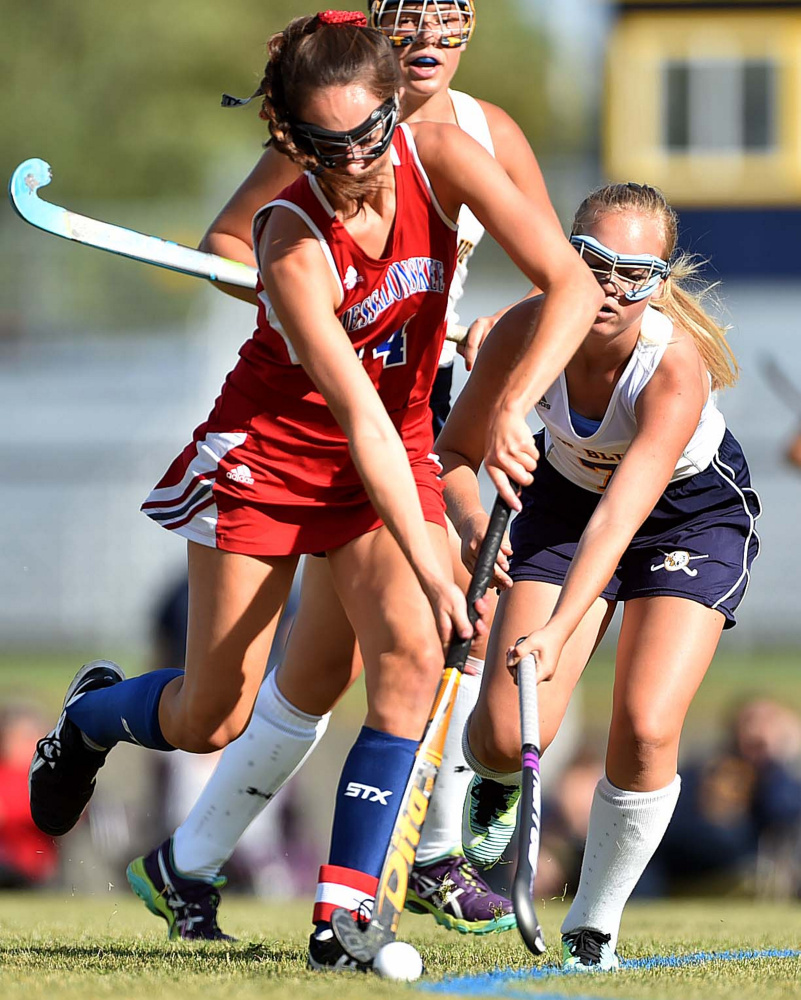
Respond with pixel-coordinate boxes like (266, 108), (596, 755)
(536, 306), (727, 493)
(438, 89), (495, 367)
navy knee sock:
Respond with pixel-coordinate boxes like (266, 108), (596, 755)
(313, 725), (417, 928)
(66, 668), (182, 751)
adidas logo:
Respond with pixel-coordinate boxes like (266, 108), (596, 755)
(537, 397), (551, 410)
(226, 464), (255, 485)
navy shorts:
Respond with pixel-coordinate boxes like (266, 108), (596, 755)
(509, 429), (761, 628)
(430, 364), (454, 438)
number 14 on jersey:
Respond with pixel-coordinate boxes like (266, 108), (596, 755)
(359, 320), (409, 369)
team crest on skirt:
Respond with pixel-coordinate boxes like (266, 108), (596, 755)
(650, 549), (709, 577)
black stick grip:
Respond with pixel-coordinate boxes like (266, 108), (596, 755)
(444, 494), (512, 670)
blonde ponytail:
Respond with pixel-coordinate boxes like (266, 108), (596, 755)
(654, 254), (738, 391)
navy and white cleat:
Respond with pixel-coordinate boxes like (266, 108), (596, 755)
(29, 659), (125, 836)
(307, 927), (372, 972)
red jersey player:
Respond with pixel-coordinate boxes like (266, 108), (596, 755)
(141, 122), (457, 557)
(29, 11), (602, 970)
(126, 0), (545, 945)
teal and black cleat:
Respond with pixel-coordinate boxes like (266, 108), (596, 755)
(461, 775), (520, 867)
(126, 837), (233, 941)
(562, 929), (620, 972)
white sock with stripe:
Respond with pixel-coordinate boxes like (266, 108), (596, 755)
(172, 669), (329, 881)
(561, 774), (681, 951)
(416, 656), (484, 864)
(461, 722), (522, 784)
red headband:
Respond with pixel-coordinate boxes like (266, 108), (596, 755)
(316, 10), (368, 26)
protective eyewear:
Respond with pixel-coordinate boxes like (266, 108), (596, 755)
(570, 234), (671, 302)
(291, 95), (400, 169)
(369, 1), (476, 48)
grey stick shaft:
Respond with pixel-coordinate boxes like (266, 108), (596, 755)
(518, 654), (541, 751)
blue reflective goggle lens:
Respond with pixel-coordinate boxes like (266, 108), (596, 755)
(292, 96), (399, 169)
(570, 234), (670, 302)
(370, 0), (476, 48)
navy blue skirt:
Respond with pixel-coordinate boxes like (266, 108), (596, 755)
(509, 429), (761, 628)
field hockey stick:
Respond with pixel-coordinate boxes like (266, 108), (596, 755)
(512, 652), (546, 956)
(331, 494), (513, 963)
(759, 353), (801, 420)
(9, 157), (259, 288)
(8, 157), (470, 344)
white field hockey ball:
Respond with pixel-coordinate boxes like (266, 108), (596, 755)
(373, 941), (423, 981)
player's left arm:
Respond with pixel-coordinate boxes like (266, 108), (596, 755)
(438, 299), (541, 587)
(511, 334), (709, 678)
(414, 121), (603, 508)
(478, 102), (549, 206)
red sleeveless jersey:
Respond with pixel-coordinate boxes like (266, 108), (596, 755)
(224, 123), (458, 504)
(142, 125), (458, 554)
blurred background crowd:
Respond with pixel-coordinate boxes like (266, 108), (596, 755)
(2, 0), (800, 907)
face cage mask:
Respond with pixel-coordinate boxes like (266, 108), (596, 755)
(291, 95), (400, 170)
(570, 234), (671, 302)
(369, 0), (476, 48)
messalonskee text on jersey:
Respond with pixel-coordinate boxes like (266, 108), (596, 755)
(340, 257), (446, 332)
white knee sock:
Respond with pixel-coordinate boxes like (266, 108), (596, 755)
(171, 669), (330, 880)
(561, 774), (681, 951)
(416, 656), (484, 864)
(460, 701), (522, 786)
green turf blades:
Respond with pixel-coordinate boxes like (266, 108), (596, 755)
(2, 895), (800, 997)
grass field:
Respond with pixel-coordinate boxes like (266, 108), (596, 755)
(2, 650), (799, 998)
(0, 895), (798, 1000)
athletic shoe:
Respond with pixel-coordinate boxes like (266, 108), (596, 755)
(405, 853), (517, 934)
(126, 838), (233, 941)
(562, 929), (620, 972)
(29, 659), (125, 836)
(307, 928), (371, 972)
(462, 775), (520, 867)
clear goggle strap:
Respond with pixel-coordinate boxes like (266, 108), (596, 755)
(370, 0), (475, 48)
(570, 234), (671, 302)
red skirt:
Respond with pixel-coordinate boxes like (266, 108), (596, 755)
(140, 380), (445, 557)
